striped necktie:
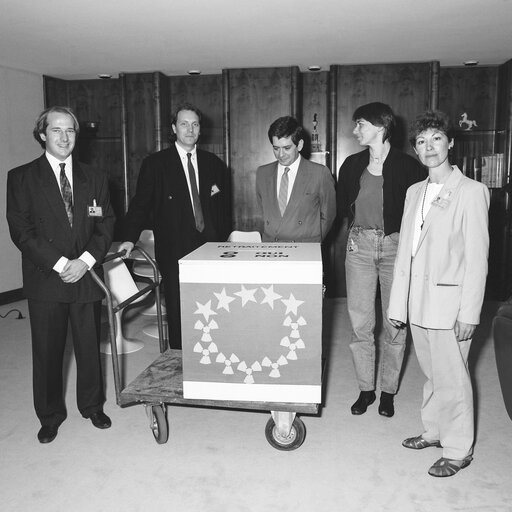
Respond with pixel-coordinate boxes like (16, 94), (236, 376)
(278, 167), (290, 216)
(59, 163), (73, 226)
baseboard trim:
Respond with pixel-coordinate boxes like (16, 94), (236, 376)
(0, 288), (24, 306)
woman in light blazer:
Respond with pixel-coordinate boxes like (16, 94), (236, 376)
(388, 110), (490, 477)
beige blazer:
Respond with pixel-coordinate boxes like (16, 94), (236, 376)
(388, 166), (490, 329)
(255, 156), (336, 242)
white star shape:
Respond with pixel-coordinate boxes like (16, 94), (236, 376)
(214, 287), (236, 312)
(234, 285), (258, 307)
(281, 293), (304, 315)
(194, 300), (217, 321)
(260, 285), (282, 309)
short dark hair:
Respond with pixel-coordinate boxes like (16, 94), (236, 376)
(171, 102), (202, 126)
(268, 116), (304, 146)
(409, 110), (454, 147)
(33, 106), (80, 148)
(352, 102), (396, 142)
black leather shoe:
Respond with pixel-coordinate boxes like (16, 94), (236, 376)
(351, 391), (376, 415)
(89, 411), (112, 429)
(378, 392), (395, 417)
(38, 425), (59, 443)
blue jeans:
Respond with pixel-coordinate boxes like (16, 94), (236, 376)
(345, 227), (406, 394)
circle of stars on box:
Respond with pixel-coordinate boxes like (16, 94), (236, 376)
(192, 285), (308, 384)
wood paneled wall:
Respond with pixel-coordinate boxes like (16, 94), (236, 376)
(44, 60), (512, 298)
(328, 61), (438, 296)
(332, 62), (437, 174)
(301, 71), (330, 166)
(169, 74), (223, 159)
(439, 66), (498, 130)
(497, 59), (512, 298)
(224, 67), (300, 231)
(44, 76), (125, 235)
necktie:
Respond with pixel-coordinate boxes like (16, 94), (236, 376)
(278, 167), (290, 216)
(59, 163), (73, 226)
(186, 153), (204, 232)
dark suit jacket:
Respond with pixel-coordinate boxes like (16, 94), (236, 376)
(7, 155), (115, 303)
(123, 145), (231, 270)
(256, 157), (336, 242)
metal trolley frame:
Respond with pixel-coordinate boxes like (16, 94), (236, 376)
(90, 249), (322, 450)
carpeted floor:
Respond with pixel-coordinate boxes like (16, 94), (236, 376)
(0, 298), (510, 512)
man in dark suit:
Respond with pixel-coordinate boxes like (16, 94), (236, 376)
(120, 103), (231, 349)
(256, 116), (336, 242)
(7, 106), (115, 443)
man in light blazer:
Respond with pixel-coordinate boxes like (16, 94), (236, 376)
(256, 116), (335, 242)
(7, 106), (115, 443)
(120, 103), (231, 349)
(388, 110), (489, 477)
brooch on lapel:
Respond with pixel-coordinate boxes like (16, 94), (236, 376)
(432, 190), (452, 209)
(211, 184), (220, 196)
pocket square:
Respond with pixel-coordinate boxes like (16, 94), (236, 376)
(211, 184), (220, 196)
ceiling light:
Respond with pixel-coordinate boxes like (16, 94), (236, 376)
(463, 60), (479, 67)
(98, 74), (112, 79)
(188, 70), (201, 75)
(308, 65), (321, 72)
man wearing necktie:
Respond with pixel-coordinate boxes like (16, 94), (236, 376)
(256, 116), (336, 243)
(120, 103), (232, 349)
(6, 107), (115, 443)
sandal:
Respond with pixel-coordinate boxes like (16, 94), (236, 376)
(402, 435), (442, 450)
(428, 456), (473, 477)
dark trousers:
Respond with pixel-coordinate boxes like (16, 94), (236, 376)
(28, 299), (105, 427)
(160, 264), (182, 350)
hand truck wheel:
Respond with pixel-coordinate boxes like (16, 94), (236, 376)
(265, 416), (306, 451)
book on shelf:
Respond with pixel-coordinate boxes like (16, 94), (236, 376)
(457, 153), (505, 188)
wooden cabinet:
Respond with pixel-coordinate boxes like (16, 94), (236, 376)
(440, 63), (512, 299)
(496, 59), (512, 299)
(439, 66), (498, 131)
(44, 58), (512, 298)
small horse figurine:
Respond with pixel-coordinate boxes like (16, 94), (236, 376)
(459, 113), (478, 131)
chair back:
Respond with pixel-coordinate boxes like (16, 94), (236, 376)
(227, 230), (262, 242)
(103, 257), (140, 307)
(138, 230), (155, 258)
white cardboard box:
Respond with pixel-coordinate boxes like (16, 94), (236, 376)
(179, 242), (323, 403)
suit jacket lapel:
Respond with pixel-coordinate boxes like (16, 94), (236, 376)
(280, 158), (311, 223)
(37, 155), (72, 233)
(270, 162), (282, 221)
(286, 159), (310, 215)
(72, 159), (88, 233)
(197, 151), (211, 205)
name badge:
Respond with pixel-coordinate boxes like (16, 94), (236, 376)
(87, 199), (103, 217)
